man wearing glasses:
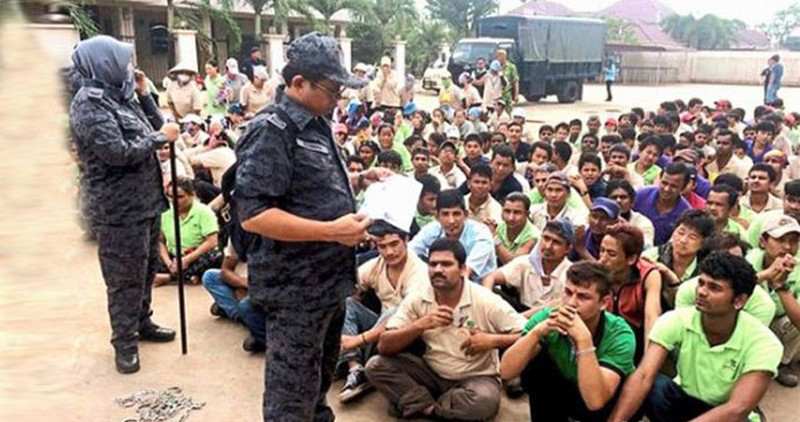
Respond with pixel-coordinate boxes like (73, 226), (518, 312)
(234, 32), (390, 422)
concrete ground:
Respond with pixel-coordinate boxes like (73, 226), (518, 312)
(1, 21), (798, 422)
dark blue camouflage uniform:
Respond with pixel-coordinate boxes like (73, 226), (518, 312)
(68, 36), (168, 355)
(234, 32), (367, 422)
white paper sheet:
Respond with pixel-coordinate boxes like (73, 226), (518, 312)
(358, 175), (423, 232)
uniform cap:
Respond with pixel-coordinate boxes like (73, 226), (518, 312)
(286, 32), (366, 89)
(763, 215), (800, 239)
(591, 197), (620, 220)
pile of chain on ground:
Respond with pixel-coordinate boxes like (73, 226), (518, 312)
(115, 387), (205, 422)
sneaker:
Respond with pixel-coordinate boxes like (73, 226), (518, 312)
(776, 364), (799, 387)
(210, 303), (227, 318)
(338, 367), (372, 403)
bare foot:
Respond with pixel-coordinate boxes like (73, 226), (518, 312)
(154, 274), (172, 287)
(190, 275), (200, 285)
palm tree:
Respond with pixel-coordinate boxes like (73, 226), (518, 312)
(373, 0), (417, 49)
(176, 0), (243, 56)
(406, 20), (448, 74)
(304, 0), (372, 35)
(661, 13), (738, 50)
(241, 0), (314, 36)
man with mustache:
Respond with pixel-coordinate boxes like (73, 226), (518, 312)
(366, 238), (526, 420)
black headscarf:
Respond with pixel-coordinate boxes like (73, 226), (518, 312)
(71, 35), (135, 101)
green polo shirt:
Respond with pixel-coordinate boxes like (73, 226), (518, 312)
(522, 308), (636, 382)
(746, 248), (800, 318)
(497, 220), (540, 253)
(627, 162), (661, 185)
(161, 201), (219, 255)
(735, 206), (758, 231)
(723, 218), (746, 240)
(744, 209), (782, 248)
(414, 211), (435, 230)
(674, 276), (776, 327)
(388, 138), (413, 173)
(649, 308), (782, 421)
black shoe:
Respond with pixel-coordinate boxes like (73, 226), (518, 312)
(139, 322), (176, 343)
(210, 303), (227, 318)
(503, 377), (525, 399)
(242, 335), (266, 353)
(115, 350), (140, 374)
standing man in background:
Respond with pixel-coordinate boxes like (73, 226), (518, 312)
(604, 58), (618, 102)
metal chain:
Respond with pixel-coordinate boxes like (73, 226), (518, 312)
(116, 387), (205, 422)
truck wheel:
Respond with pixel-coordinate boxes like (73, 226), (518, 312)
(557, 81), (579, 103)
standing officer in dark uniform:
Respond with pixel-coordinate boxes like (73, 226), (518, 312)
(69, 36), (181, 374)
(235, 32), (389, 422)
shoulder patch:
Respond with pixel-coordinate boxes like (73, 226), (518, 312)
(87, 87), (104, 100)
(266, 113), (287, 130)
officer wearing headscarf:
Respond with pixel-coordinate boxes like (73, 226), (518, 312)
(234, 32), (390, 421)
(69, 36), (181, 374)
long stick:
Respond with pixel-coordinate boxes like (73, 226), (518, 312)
(169, 142), (188, 355)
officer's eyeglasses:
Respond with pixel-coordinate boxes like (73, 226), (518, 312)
(311, 81), (344, 99)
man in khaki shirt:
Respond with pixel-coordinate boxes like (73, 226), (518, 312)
(367, 238), (526, 420)
(239, 65), (272, 117)
(373, 56), (400, 110)
(337, 221), (428, 403)
(465, 164), (503, 224)
(165, 63), (203, 120)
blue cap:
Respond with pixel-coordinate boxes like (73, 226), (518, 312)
(468, 107), (482, 119)
(544, 218), (575, 245)
(591, 197), (620, 220)
(286, 32), (367, 89)
(403, 102), (417, 117)
(228, 103), (244, 114)
(489, 60), (502, 72)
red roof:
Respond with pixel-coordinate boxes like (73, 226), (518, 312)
(599, 0), (676, 24)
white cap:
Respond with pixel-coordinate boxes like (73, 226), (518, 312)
(763, 215), (800, 239)
(512, 108), (526, 118)
(445, 126), (460, 139)
(354, 62), (368, 73)
(180, 113), (203, 125)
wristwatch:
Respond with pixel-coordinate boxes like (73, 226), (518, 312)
(774, 283), (791, 293)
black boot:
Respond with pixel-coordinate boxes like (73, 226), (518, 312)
(115, 349), (140, 374)
(139, 321), (176, 342)
(242, 335), (266, 353)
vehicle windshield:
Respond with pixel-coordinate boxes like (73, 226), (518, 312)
(451, 42), (496, 64)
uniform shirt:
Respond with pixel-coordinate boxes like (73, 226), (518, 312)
(430, 164), (467, 190)
(674, 276), (775, 327)
(622, 210), (655, 249)
(633, 186), (691, 246)
(643, 243), (698, 282)
(240, 82), (271, 115)
(530, 201), (588, 232)
(234, 89), (357, 308)
(497, 220), (540, 254)
(739, 192), (783, 214)
(386, 281), (527, 380)
(500, 254), (570, 310)
(465, 193), (502, 223)
(161, 200), (219, 255)
(166, 81), (203, 119)
(204, 74), (227, 116)
(723, 218), (746, 241)
(69, 79), (168, 225)
(522, 308), (636, 382)
(409, 220), (497, 282)
(188, 146), (236, 188)
(705, 155), (750, 182)
(627, 161), (661, 185)
(746, 248), (800, 318)
(358, 252), (428, 312)
(374, 71), (400, 108)
(649, 307), (783, 421)
(744, 209), (782, 248)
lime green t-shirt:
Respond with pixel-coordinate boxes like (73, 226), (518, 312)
(628, 161), (661, 185)
(522, 308), (636, 382)
(161, 201), (219, 255)
(746, 248), (800, 318)
(723, 218), (746, 241)
(204, 74), (227, 116)
(497, 220), (540, 253)
(642, 245), (697, 282)
(735, 206), (758, 231)
(649, 307), (782, 421)
(744, 209), (782, 248)
(414, 211), (435, 230)
(674, 276), (777, 327)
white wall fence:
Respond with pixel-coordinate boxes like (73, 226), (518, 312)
(618, 50), (800, 86)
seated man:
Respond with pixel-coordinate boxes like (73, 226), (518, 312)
(606, 179), (655, 248)
(464, 164), (502, 224)
(530, 172), (588, 231)
(412, 174), (441, 236)
(338, 221), (429, 402)
(633, 162), (692, 246)
(572, 197), (619, 261)
(409, 189), (497, 282)
(608, 252), (783, 422)
(366, 238), (527, 420)
(744, 179), (800, 248)
(201, 239), (249, 322)
(500, 261), (636, 422)
(740, 163), (783, 215)
(483, 219), (574, 316)
(746, 214), (800, 387)
(491, 192), (539, 265)
(706, 184), (747, 240)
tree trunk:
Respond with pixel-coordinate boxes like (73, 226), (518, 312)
(254, 11), (262, 37)
(167, 0), (175, 31)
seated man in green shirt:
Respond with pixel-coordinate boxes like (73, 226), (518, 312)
(609, 251), (783, 422)
(488, 192), (539, 265)
(500, 261), (636, 422)
(674, 233), (776, 327)
(706, 184), (747, 240)
(744, 179), (800, 248)
(747, 213), (800, 387)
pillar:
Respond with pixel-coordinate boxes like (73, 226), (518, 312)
(394, 37), (406, 86)
(338, 37), (352, 71)
(264, 33), (286, 77)
(174, 29), (199, 72)
(117, 6), (136, 63)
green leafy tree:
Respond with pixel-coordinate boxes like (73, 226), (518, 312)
(241, 0), (314, 36)
(605, 17), (638, 45)
(405, 20), (448, 75)
(662, 13), (739, 50)
(426, 0), (497, 40)
(304, 0), (372, 35)
(175, 0), (243, 56)
(759, 4), (800, 46)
